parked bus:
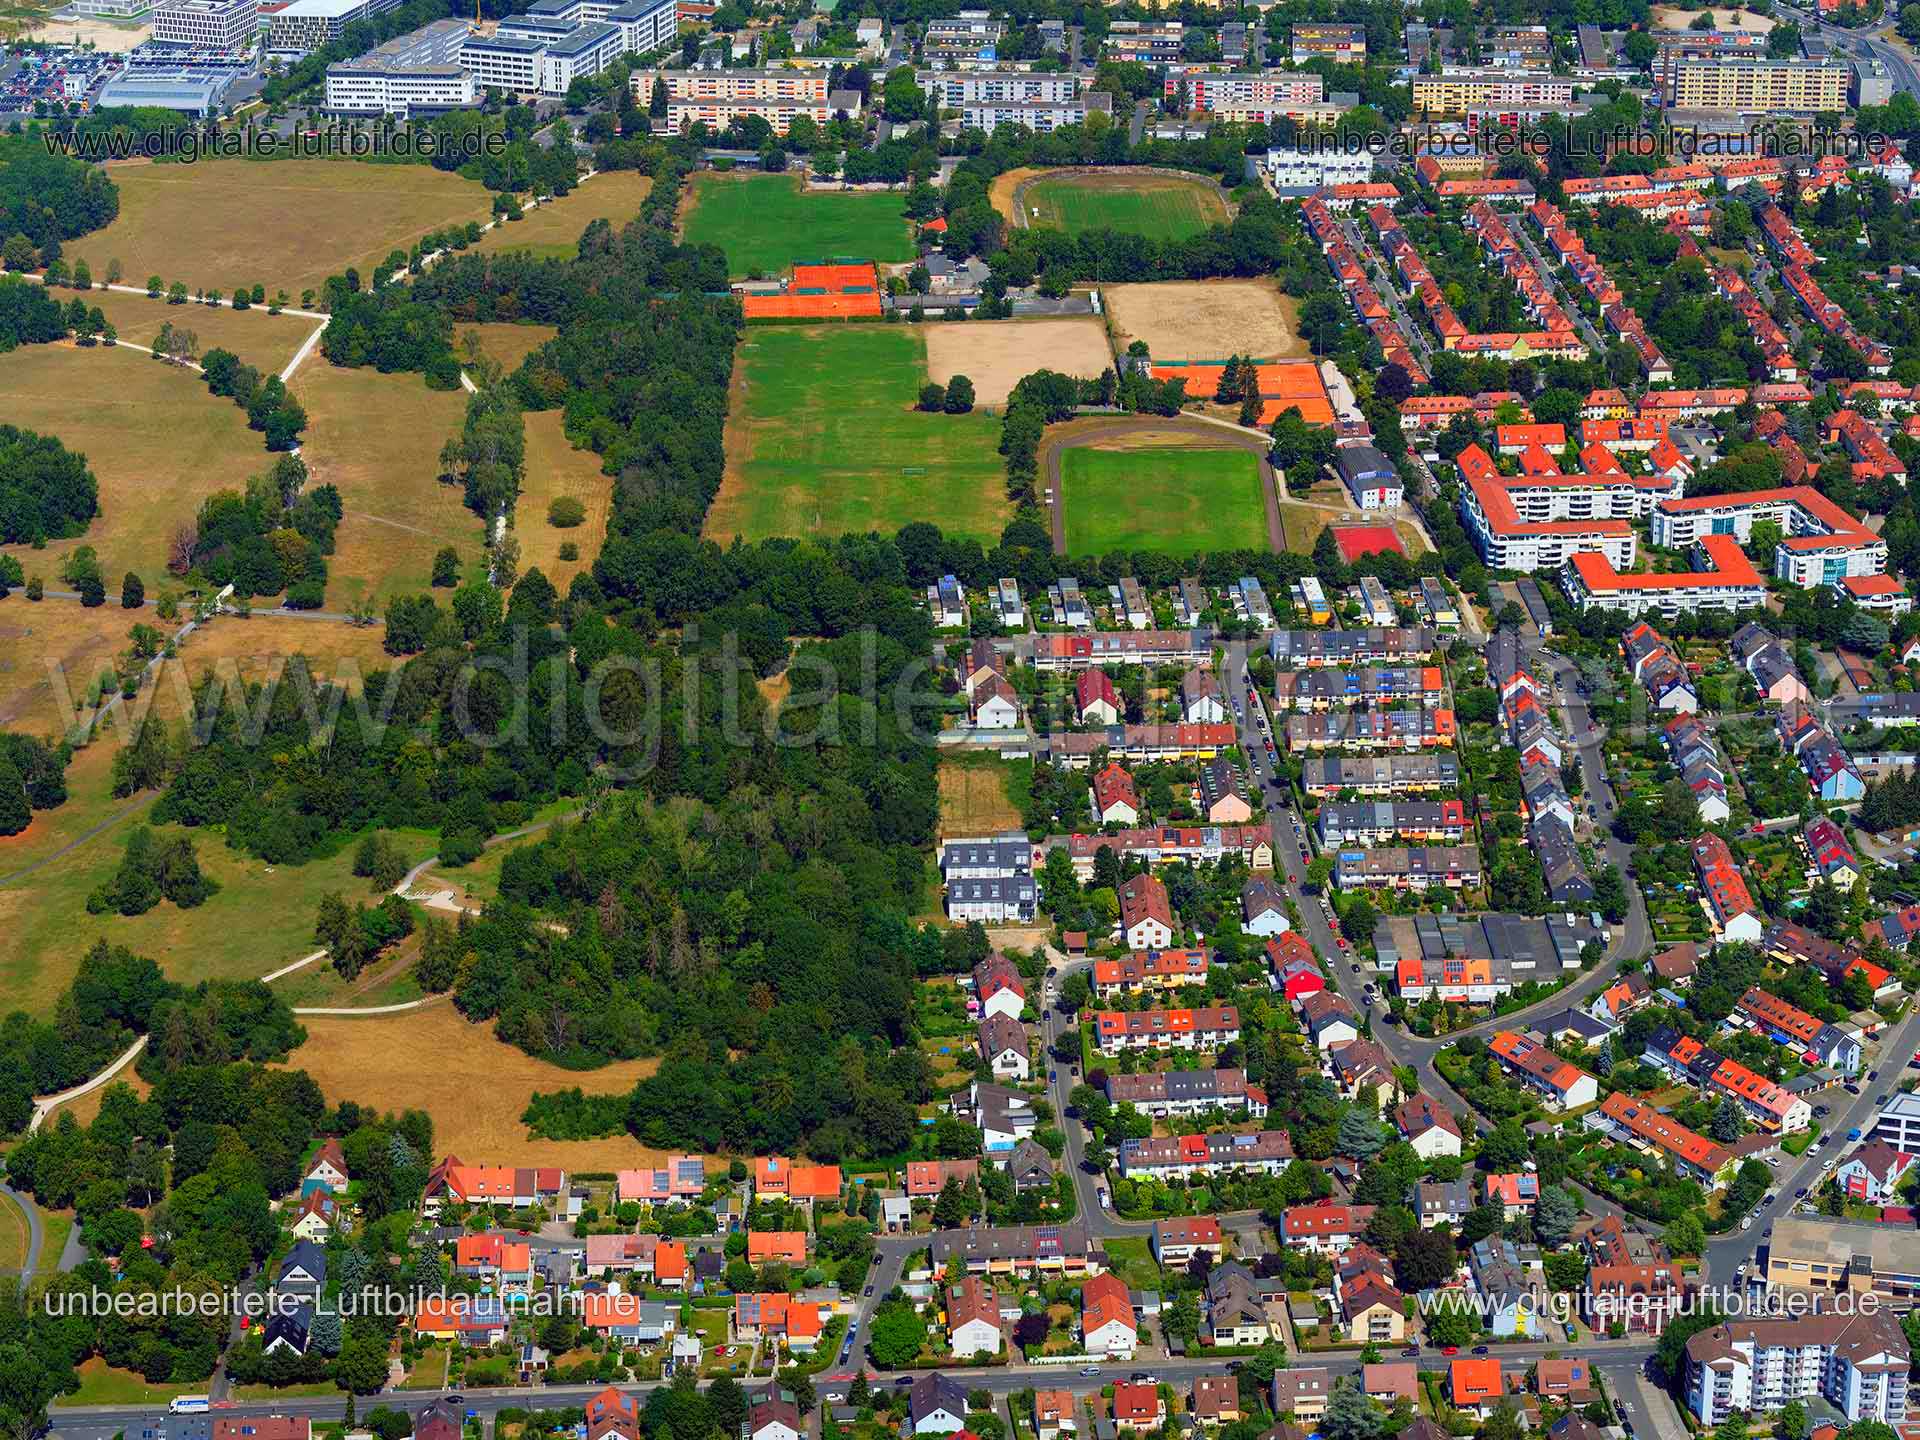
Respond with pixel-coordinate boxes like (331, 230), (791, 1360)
(169, 1397), (210, 1415)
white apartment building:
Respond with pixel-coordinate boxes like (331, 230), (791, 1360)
(1180, 70), (1323, 118)
(1684, 1313), (1909, 1426)
(152, 0), (259, 49)
(919, 69), (1076, 105)
(1267, 146), (1375, 190)
(960, 94), (1109, 133)
(1650, 487), (1887, 589)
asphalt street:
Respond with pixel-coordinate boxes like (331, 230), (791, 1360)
(46, 1340), (1664, 1440)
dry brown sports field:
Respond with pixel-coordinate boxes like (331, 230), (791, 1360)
(279, 1003), (698, 1169)
(922, 316), (1113, 406)
(87, 160), (494, 300)
(1104, 278), (1310, 362)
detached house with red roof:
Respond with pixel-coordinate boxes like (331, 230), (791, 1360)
(1076, 668), (1121, 725)
(1280, 1204), (1376, 1252)
(1117, 872), (1174, 950)
(304, 1139), (348, 1190)
(1081, 1272), (1138, 1357)
(1091, 762), (1141, 825)
(752, 1158), (843, 1204)
(1692, 833), (1763, 944)
(1835, 1141), (1919, 1204)
(1487, 1030), (1599, 1110)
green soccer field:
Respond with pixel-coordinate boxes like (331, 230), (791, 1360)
(708, 327), (1011, 543)
(1061, 446), (1270, 554)
(1023, 173), (1230, 244)
(681, 173), (916, 277)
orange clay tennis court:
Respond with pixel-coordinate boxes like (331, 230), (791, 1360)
(1149, 359), (1336, 426)
(740, 261), (884, 320)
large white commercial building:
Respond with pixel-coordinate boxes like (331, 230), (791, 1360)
(522, 0), (677, 55)
(152, 0), (259, 49)
(267, 0), (405, 59)
(460, 31), (549, 91)
(324, 17), (473, 114)
(325, 60), (475, 114)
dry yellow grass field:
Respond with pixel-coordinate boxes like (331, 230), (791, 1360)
(462, 322), (558, 376)
(0, 614), (406, 1015)
(82, 288), (319, 377)
(1104, 279), (1309, 362)
(514, 411), (609, 593)
(85, 161), (495, 300)
(0, 343), (269, 591)
(937, 757), (1023, 837)
(48, 1072), (151, 1130)
(473, 171), (654, 261)
(291, 361), (480, 605)
(279, 1004), (690, 1169)
(922, 317), (1113, 406)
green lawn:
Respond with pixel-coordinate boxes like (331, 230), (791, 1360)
(682, 173), (915, 277)
(1061, 446), (1269, 554)
(708, 327), (1010, 543)
(1025, 173), (1228, 244)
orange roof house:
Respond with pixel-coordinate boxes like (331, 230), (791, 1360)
(1449, 1358), (1506, 1409)
(747, 1231), (809, 1265)
(655, 1240), (688, 1286)
(753, 1157), (843, 1200)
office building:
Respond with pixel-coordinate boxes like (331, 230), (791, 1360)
(268, 0), (405, 59)
(152, 0), (259, 48)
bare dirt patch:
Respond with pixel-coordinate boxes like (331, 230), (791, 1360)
(988, 167), (1047, 226)
(923, 316), (1113, 406)
(1104, 278), (1309, 362)
(278, 1002), (694, 1169)
(1651, 4), (1773, 26)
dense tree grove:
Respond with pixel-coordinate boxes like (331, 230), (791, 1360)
(0, 140), (119, 253)
(0, 423), (100, 545)
(183, 454), (339, 605)
(0, 276), (70, 352)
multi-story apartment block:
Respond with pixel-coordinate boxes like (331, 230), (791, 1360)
(923, 11), (1003, 68)
(1412, 69), (1575, 115)
(1290, 22), (1364, 63)
(1685, 1307), (1908, 1424)
(639, 67), (829, 133)
(920, 69), (1076, 104)
(1103, 20), (1183, 62)
(1175, 70), (1324, 119)
(1651, 486), (1886, 589)
(959, 94), (1110, 133)
(1667, 57), (1848, 113)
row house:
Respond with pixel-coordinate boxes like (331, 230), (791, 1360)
(1151, 1216), (1226, 1265)
(1733, 986), (1861, 1072)
(1092, 948), (1209, 997)
(1732, 621), (1811, 707)
(1301, 752), (1459, 796)
(1282, 706), (1458, 752)
(1394, 952), (1513, 1004)
(1762, 921), (1899, 999)
(1118, 1130), (1296, 1181)
(1301, 193), (1429, 387)
(1032, 630), (1210, 672)
(1585, 1092), (1735, 1187)
(1662, 713), (1730, 825)
(1641, 1025), (1811, 1133)
(1622, 621), (1699, 713)
(1693, 832), (1763, 944)
(1101, 1067), (1268, 1119)
(1280, 1204), (1377, 1253)
(1777, 704), (1866, 803)
(927, 1222), (1102, 1278)
(1316, 799), (1467, 846)
(1040, 722), (1238, 769)
(1093, 1005), (1240, 1054)
(422, 1158), (567, 1217)
(1487, 1029), (1600, 1109)
(615, 1155), (707, 1207)
(1333, 845), (1482, 891)
(1271, 664), (1446, 710)
(1267, 626), (1438, 667)
(1057, 824), (1274, 879)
